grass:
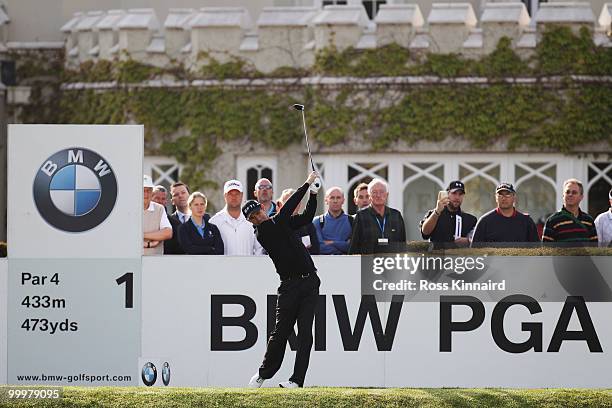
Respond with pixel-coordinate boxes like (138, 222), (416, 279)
(2, 387), (612, 407)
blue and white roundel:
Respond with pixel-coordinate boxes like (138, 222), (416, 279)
(49, 165), (102, 216)
(141, 362), (157, 386)
(33, 148), (117, 233)
(162, 362), (171, 386)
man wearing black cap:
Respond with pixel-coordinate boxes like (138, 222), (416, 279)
(471, 183), (539, 247)
(420, 180), (477, 250)
(243, 171), (320, 389)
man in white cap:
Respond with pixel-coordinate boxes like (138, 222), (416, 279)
(143, 175), (172, 255)
(209, 180), (264, 255)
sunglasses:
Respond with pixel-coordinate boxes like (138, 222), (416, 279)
(257, 185), (272, 190)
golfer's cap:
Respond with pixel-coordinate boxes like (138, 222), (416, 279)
(143, 175), (154, 188)
(224, 179), (243, 194)
(496, 183), (516, 194)
(447, 180), (465, 193)
(242, 200), (262, 219)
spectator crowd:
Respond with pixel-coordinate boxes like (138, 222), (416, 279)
(143, 174), (612, 255)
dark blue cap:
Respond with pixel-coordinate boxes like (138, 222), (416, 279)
(496, 183), (516, 194)
(242, 200), (262, 219)
(447, 180), (465, 193)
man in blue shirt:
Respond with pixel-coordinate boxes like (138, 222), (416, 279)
(313, 186), (352, 255)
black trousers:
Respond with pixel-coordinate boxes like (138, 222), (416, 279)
(258, 273), (320, 387)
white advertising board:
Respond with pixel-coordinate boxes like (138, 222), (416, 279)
(2, 123), (611, 387)
(4, 124), (143, 386)
(141, 256), (612, 388)
(7, 259), (141, 386)
(8, 124), (143, 259)
(1, 259), (7, 385)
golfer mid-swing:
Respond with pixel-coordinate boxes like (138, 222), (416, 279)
(243, 171), (321, 388)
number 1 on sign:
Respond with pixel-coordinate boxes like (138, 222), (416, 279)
(116, 272), (133, 308)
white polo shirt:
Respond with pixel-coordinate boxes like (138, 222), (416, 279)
(209, 207), (264, 255)
(594, 209), (612, 247)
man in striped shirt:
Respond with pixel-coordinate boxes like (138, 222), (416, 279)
(542, 178), (598, 246)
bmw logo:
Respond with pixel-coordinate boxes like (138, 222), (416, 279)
(141, 362), (157, 386)
(33, 148), (118, 232)
(162, 362), (171, 386)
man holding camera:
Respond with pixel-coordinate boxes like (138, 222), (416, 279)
(420, 181), (477, 250)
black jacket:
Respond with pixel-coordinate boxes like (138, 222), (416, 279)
(165, 212), (210, 254)
(254, 183), (317, 281)
(178, 217), (224, 255)
(295, 223), (320, 255)
(420, 207), (477, 250)
(471, 208), (539, 247)
(164, 212), (185, 254)
(349, 205), (407, 254)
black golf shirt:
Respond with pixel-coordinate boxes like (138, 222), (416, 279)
(420, 207), (477, 249)
(254, 183), (317, 281)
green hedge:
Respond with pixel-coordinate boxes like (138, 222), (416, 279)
(12, 26), (612, 191)
(54, 82), (611, 190)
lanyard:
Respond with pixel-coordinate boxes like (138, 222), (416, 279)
(454, 215), (462, 239)
(375, 215), (386, 237)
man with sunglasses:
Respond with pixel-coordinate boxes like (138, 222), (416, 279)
(254, 178), (277, 216)
(471, 183), (539, 247)
(243, 171), (321, 389)
(542, 178), (598, 246)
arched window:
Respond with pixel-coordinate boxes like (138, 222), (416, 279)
(587, 162), (612, 217)
(238, 157), (278, 201)
(459, 162), (500, 217)
(514, 162), (557, 225)
(347, 162), (388, 215)
(402, 162), (444, 241)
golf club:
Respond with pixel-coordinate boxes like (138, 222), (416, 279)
(292, 104), (321, 190)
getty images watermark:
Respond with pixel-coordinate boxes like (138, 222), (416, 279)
(360, 254), (612, 302)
